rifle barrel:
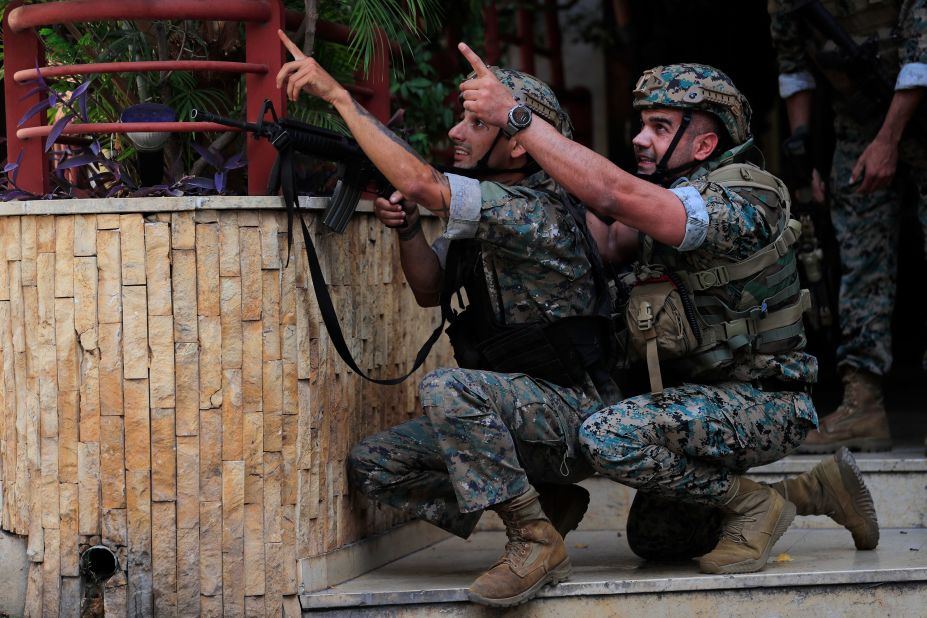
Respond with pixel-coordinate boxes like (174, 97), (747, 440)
(190, 109), (260, 132)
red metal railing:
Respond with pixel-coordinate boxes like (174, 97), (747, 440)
(2, 0), (392, 196)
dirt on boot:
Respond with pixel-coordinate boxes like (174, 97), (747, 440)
(468, 488), (572, 608)
(799, 368), (891, 453)
(769, 447), (879, 550)
(698, 477), (796, 574)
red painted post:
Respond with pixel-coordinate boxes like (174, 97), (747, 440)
(544, 0), (565, 90)
(245, 0), (287, 195)
(3, 0), (49, 194)
(518, 5), (536, 76)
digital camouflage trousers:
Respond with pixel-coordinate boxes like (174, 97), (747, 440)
(347, 367), (605, 538)
(579, 381), (816, 504)
(829, 115), (927, 376)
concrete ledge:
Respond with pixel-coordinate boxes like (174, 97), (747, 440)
(0, 194), (336, 216)
(752, 447), (927, 474)
(301, 527), (927, 609)
(0, 194), (440, 217)
(299, 520), (450, 595)
(307, 582), (927, 617)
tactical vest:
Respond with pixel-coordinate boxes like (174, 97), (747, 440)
(626, 161), (811, 394)
(807, 0), (901, 101)
(441, 222), (616, 393)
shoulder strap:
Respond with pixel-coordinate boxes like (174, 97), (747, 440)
(682, 164), (798, 291)
(280, 148), (445, 385)
(705, 162), (791, 219)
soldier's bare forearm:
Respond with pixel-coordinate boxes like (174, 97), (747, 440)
(328, 94), (453, 216)
(397, 234), (443, 307)
(874, 87), (924, 146)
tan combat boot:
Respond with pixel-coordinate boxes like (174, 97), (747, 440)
(698, 477), (796, 574)
(768, 447), (878, 550)
(798, 367), (891, 453)
(468, 487), (571, 607)
(537, 483), (590, 540)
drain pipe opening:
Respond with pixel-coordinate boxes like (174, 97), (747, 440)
(80, 545), (119, 583)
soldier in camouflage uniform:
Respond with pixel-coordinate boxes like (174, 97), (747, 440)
(276, 31), (618, 608)
(459, 50), (879, 572)
(769, 0), (927, 453)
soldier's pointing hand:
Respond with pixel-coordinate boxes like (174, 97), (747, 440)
(276, 30), (345, 105)
(458, 43), (516, 129)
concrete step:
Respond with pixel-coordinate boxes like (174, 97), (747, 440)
(301, 527), (927, 616)
(474, 447), (927, 533)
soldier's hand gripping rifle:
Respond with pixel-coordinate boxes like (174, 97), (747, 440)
(191, 101), (445, 386)
(192, 99), (392, 233)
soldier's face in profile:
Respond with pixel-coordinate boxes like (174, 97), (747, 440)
(632, 108), (694, 175)
(448, 109), (502, 169)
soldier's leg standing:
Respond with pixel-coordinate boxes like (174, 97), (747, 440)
(910, 163), (927, 453)
(830, 129), (900, 378)
(800, 122), (895, 452)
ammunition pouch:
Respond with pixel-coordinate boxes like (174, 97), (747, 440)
(626, 277), (701, 395)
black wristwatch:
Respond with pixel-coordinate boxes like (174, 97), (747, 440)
(503, 103), (533, 137)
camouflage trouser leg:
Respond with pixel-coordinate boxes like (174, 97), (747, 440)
(578, 382), (814, 505)
(348, 368), (600, 538)
(347, 416), (483, 538)
(830, 134), (899, 375)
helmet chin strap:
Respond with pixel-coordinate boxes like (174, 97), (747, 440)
(447, 128), (541, 178)
(636, 109), (696, 186)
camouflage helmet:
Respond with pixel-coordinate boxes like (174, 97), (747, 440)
(632, 63), (752, 145)
(466, 66), (573, 139)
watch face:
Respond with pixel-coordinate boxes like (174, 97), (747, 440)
(512, 106), (532, 126)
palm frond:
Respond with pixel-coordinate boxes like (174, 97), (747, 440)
(346, 0), (444, 76)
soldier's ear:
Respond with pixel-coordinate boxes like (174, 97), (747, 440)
(693, 131), (719, 161)
(507, 137), (528, 160)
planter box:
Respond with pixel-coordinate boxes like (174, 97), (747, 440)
(0, 195), (451, 615)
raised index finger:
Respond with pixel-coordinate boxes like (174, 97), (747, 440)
(277, 29), (306, 60)
(457, 42), (492, 77)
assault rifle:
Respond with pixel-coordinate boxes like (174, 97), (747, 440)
(192, 100), (392, 233)
(192, 100), (443, 386)
(790, 0), (927, 138)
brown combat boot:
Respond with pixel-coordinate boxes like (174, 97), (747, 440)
(537, 483), (590, 540)
(698, 477), (796, 574)
(768, 447), (878, 550)
(468, 487), (571, 607)
(798, 368), (892, 453)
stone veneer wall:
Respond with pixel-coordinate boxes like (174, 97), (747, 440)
(0, 196), (450, 616)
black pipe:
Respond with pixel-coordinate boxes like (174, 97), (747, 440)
(80, 545), (119, 582)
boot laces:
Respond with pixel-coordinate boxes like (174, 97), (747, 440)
(719, 513), (755, 545)
(493, 525), (533, 568)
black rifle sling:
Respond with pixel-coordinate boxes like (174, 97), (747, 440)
(278, 147), (446, 385)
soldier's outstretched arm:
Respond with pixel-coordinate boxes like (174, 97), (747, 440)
(456, 43), (687, 248)
(276, 30), (453, 219)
